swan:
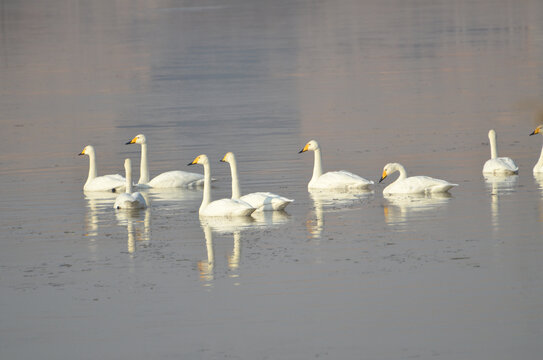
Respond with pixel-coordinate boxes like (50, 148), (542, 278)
(529, 125), (543, 173)
(299, 139), (373, 190)
(220, 152), (293, 211)
(188, 154), (256, 217)
(126, 134), (206, 188)
(113, 158), (147, 210)
(482, 129), (519, 175)
(379, 163), (458, 194)
(79, 145), (126, 192)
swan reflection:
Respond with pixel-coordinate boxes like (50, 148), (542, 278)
(308, 189), (373, 239)
(382, 193), (452, 228)
(84, 191), (117, 237)
(484, 174), (518, 230)
(115, 208), (151, 253)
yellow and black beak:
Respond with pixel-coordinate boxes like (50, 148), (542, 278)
(187, 156), (200, 166)
(220, 154), (227, 162)
(299, 143), (309, 153)
(379, 170), (388, 183)
(126, 136), (137, 145)
(530, 127), (541, 136)
(78, 149), (85, 156)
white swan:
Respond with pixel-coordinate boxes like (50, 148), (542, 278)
(126, 134), (205, 188)
(79, 145), (126, 192)
(188, 154), (256, 217)
(482, 129), (519, 175)
(529, 125), (543, 173)
(220, 152), (293, 211)
(113, 158), (147, 210)
(299, 139), (373, 190)
(379, 163), (458, 194)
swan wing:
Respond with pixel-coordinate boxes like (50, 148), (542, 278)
(483, 157), (518, 175)
(310, 170), (373, 190)
(240, 192), (294, 211)
(201, 198), (255, 217)
(85, 174), (126, 192)
(148, 170), (205, 188)
(384, 176), (457, 194)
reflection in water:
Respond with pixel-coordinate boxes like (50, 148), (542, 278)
(84, 191), (117, 237)
(308, 189), (373, 239)
(534, 173), (543, 193)
(199, 224), (215, 284)
(147, 187), (201, 203)
(382, 193), (452, 229)
(115, 208), (151, 254)
(484, 175), (519, 230)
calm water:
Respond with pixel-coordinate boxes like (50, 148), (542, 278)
(1, 0), (543, 359)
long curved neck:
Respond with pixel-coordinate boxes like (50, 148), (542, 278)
(311, 148), (323, 182)
(535, 143), (543, 170)
(395, 164), (407, 181)
(200, 162), (212, 212)
(125, 163), (132, 194)
(229, 157), (242, 199)
(139, 143), (150, 184)
(86, 151), (97, 183)
(489, 131), (498, 159)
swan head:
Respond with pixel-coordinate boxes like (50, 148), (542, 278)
(379, 163), (402, 183)
(126, 134), (147, 145)
(220, 152), (236, 164)
(78, 145), (95, 156)
(488, 129), (496, 139)
(530, 125), (542, 136)
(299, 139), (319, 153)
(188, 154), (209, 166)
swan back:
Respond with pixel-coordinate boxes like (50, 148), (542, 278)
(379, 162), (457, 194)
(483, 129), (518, 175)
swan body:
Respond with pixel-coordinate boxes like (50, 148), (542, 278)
(188, 154), (256, 217)
(379, 163), (458, 194)
(126, 134), (206, 188)
(299, 140), (373, 190)
(114, 159), (147, 209)
(220, 152), (293, 211)
(530, 125), (543, 173)
(79, 145), (126, 192)
(483, 129), (519, 175)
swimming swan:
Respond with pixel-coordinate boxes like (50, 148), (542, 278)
(379, 162), (458, 194)
(529, 125), (543, 173)
(482, 129), (519, 175)
(220, 152), (293, 211)
(299, 140), (373, 190)
(126, 134), (205, 188)
(79, 145), (126, 192)
(188, 154), (256, 217)
(113, 158), (147, 210)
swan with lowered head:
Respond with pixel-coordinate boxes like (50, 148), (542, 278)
(114, 158), (147, 209)
(299, 139), (373, 190)
(79, 145), (126, 192)
(220, 152), (293, 211)
(529, 125), (543, 173)
(188, 154), (256, 217)
(483, 129), (519, 175)
(379, 162), (458, 194)
(126, 134), (205, 188)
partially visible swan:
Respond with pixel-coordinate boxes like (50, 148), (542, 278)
(220, 152), (293, 211)
(529, 125), (543, 173)
(379, 163), (458, 194)
(188, 154), (256, 217)
(299, 140), (373, 190)
(79, 145), (126, 192)
(113, 158), (147, 210)
(126, 134), (205, 188)
(482, 129), (519, 175)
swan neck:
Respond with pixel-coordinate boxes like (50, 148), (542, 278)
(489, 131), (498, 159)
(125, 163), (132, 194)
(229, 157), (242, 199)
(312, 148), (323, 182)
(86, 150), (97, 183)
(201, 162), (212, 212)
(139, 143), (150, 184)
(396, 164), (407, 180)
(535, 143), (543, 170)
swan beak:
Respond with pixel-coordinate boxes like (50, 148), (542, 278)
(379, 170), (387, 183)
(530, 127), (540, 136)
(220, 154), (227, 162)
(188, 156), (200, 166)
(126, 137), (137, 145)
(299, 143), (309, 153)
(78, 149), (85, 156)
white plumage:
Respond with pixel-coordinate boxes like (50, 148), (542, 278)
(114, 158), (147, 210)
(482, 129), (519, 175)
(379, 163), (457, 194)
(79, 145), (125, 192)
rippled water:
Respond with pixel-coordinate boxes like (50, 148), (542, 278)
(1, 1), (543, 359)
